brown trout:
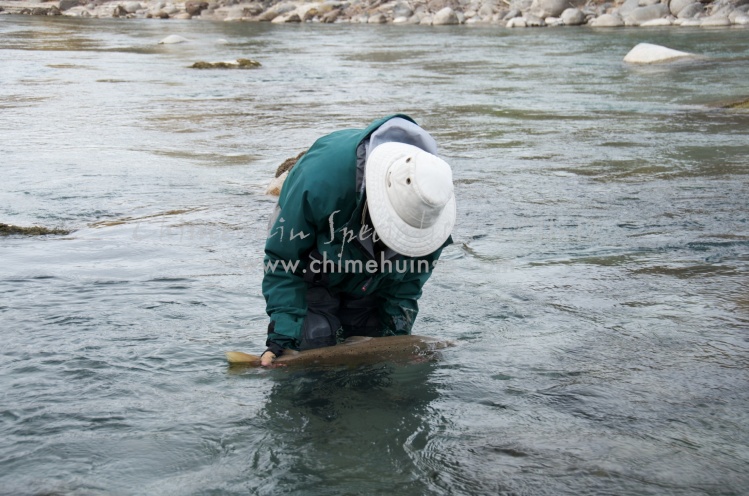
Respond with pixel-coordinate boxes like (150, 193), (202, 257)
(226, 335), (454, 367)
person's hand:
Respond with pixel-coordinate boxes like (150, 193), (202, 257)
(260, 350), (276, 367)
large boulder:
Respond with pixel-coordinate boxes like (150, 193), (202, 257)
(393, 1), (413, 18)
(708, 1), (735, 17)
(478, 1), (496, 17)
(123, 2), (141, 13)
(433, 6), (460, 23)
(185, 1), (209, 16)
(529, 0), (570, 18)
(427, 0), (454, 11)
(677, 2), (703, 18)
(560, 7), (585, 24)
(617, 0), (640, 16)
(589, 13), (624, 26)
(368, 13), (387, 23)
(506, 16), (527, 26)
(510, 0), (534, 12)
(525, 13), (546, 24)
(669, 0), (693, 16)
(59, 0), (82, 11)
(641, 17), (673, 25)
(256, 2), (296, 21)
(624, 3), (670, 24)
(700, 15), (731, 25)
(623, 43), (697, 64)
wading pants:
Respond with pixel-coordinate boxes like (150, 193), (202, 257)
(300, 284), (381, 351)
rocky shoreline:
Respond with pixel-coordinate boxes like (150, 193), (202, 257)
(1, 0), (748, 27)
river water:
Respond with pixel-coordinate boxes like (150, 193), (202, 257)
(1, 15), (748, 495)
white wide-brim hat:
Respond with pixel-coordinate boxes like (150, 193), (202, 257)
(365, 142), (456, 257)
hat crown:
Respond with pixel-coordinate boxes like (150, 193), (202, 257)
(365, 140), (456, 257)
(386, 148), (453, 229)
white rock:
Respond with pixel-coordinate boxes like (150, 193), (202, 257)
(709, 3), (734, 17)
(641, 17), (673, 25)
(433, 7), (459, 24)
(617, 0), (641, 16)
(625, 4), (670, 25)
(506, 16), (527, 27)
(679, 18), (703, 25)
(701, 15), (731, 26)
(124, 1), (141, 13)
(158, 35), (189, 44)
(560, 7), (585, 25)
(669, 0), (693, 15)
(478, 3), (494, 17)
(525, 14), (546, 26)
(590, 13), (624, 26)
(545, 16), (563, 25)
(735, 14), (749, 24)
(62, 6), (90, 16)
(529, 0), (570, 18)
(623, 43), (696, 64)
(677, 3), (704, 18)
(272, 12), (300, 23)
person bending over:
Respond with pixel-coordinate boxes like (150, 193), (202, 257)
(261, 114), (456, 366)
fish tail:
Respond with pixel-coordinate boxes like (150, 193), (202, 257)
(225, 351), (262, 365)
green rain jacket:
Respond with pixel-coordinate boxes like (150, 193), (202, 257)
(262, 115), (451, 351)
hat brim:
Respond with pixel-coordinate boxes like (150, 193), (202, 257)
(365, 144), (456, 258)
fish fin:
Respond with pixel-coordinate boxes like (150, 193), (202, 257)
(225, 351), (261, 364)
(342, 336), (373, 345)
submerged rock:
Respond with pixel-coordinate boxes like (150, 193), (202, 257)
(709, 97), (749, 109)
(723, 98), (749, 109)
(189, 58), (261, 69)
(159, 34), (189, 44)
(0, 223), (70, 236)
(623, 42), (696, 64)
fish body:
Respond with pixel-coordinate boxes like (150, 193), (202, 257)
(226, 335), (454, 367)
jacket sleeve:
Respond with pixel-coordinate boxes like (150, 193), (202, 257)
(262, 175), (320, 350)
(262, 128), (361, 351)
(376, 248), (443, 336)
